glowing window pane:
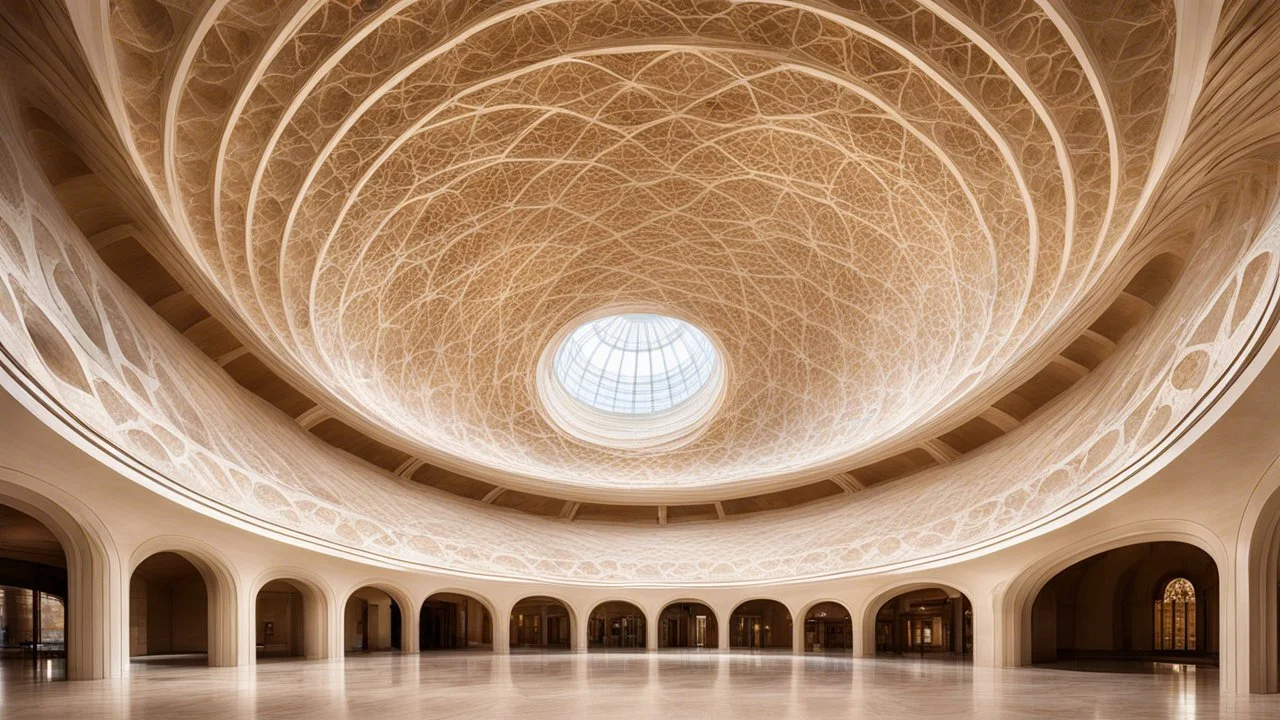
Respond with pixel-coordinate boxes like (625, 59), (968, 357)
(1162, 578), (1196, 603)
(554, 314), (718, 414)
(1155, 578), (1197, 651)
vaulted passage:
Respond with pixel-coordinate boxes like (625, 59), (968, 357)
(803, 602), (852, 653)
(420, 593), (492, 651)
(657, 602), (717, 650)
(1031, 542), (1219, 671)
(875, 589), (972, 659)
(509, 597), (572, 651)
(129, 553), (207, 666)
(0, 504), (66, 683)
(729, 600), (792, 651)
(588, 601), (646, 651)
(344, 587), (401, 654)
(255, 580), (314, 661)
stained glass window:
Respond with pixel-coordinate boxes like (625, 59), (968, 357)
(1154, 577), (1196, 651)
(1162, 578), (1195, 603)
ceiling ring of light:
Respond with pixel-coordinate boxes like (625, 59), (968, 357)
(537, 307), (729, 452)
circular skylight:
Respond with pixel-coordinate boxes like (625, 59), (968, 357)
(553, 314), (718, 415)
(537, 311), (727, 451)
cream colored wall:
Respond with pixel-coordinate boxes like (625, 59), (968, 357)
(1, 318), (1280, 688)
(129, 574), (208, 656)
(128, 577), (145, 657)
(342, 597), (364, 652)
(166, 576), (208, 654)
(464, 597), (490, 646)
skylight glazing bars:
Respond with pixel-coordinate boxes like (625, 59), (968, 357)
(553, 314), (717, 414)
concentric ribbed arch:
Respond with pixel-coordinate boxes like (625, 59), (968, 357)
(96, 0), (1184, 504)
(4, 0), (1279, 591)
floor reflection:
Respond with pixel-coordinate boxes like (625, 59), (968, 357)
(0, 649), (64, 683)
(0, 651), (1275, 719)
(1032, 658), (1212, 674)
(129, 653), (209, 667)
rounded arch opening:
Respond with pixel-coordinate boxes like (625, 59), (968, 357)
(128, 552), (209, 666)
(0, 502), (67, 682)
(254, 576), (326, 662)
(802, 601), (852, 654)
(509, 596), (572, 651)
(657, 600), (718, 649)
(127, 540), (238, 668)
(1029, 541), (1219, 671)
(420, 591), (493, 651)
(343, 586), (403, 654)
(1238, 457), (1280, 694)
(0, 473), (123, 681)
(729, 599), (791, 651)
(871, 586), (972, 660)
(587, 600), (646, 651)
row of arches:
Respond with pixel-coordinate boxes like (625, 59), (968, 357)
(0, 500), (1226, 667)
(293, 593), (920, 655)
(121, 567), (895, 660)
(112, 544), (1223, 666)
(3, 512), (977, 670)
(2, 477), (1277, 690)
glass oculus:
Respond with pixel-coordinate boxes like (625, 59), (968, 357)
(539, 312), (726, 450)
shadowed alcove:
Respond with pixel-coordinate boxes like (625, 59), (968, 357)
(1030, 542), (1219, 670)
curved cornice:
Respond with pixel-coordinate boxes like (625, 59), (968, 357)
(0, 0), (1275, 587)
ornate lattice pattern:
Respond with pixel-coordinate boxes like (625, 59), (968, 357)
(98, 0), (1182, 497)
(0, 0), (1274, 584)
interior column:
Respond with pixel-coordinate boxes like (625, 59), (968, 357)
(792, 612), (805, 654)
(952, 594), (964, 655)
(572, 608), (587, 652)
(492, 607), (510, 654)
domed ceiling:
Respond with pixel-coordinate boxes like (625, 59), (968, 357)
(0, 0), (1278, 584)
(106, 0), (1175, 500)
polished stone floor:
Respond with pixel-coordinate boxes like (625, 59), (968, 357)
(2, 651), (1278, 719)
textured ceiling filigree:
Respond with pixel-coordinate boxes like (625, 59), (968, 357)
(97, 0), (1181, 499)
(0, 0), (1278, 585)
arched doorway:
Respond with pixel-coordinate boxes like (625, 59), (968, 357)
(874, 588), (972, 658)
(1029, 541), (1218, 670)
(729, 599), (791, 650)
(420, 592), (493, 650)
(1239, 458), (1280, 693)
(0, 504), (66, 682)
(804, 602), (852, 653)
(509, 596), (571, 651)
(588, 601), (646, 651)
(128, 552), (207, 665)
(658, 601), (717, 649)
(255, 579), (316, 661)
(344, 586), (401, 654)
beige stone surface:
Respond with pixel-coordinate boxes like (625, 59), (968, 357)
(101, 0), (1184, 495)
(0, 0), (1274, 585)
(7, 652), (1280, 719)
